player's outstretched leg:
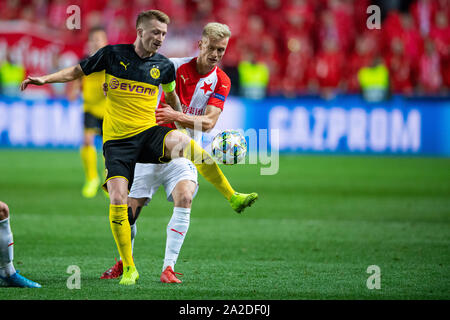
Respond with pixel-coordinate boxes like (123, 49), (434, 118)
(100, 202), (142, 279)
(0, 201), (41, 288)
(229, 192), (258, 214)
(164, 131), (258, 213)
(107, 178), (138, 285)
(185, 138), (258, 213)
(99, 222), (136, 280)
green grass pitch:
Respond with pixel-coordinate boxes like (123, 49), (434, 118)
(0, 150), (449, 300)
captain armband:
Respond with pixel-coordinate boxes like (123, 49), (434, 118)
(162, 80), (176, 93)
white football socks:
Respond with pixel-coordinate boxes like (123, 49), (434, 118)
(163, 207), (190, 272)
(122, 207), (191, 272)
(0, 218), (16, 277)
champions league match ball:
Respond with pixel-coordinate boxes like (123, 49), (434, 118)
(211, 130), (247, 165)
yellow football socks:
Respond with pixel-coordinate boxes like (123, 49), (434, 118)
(109, 204), (134, 268)
(80, 145), (98, 181)
(184, 139), (235, 200)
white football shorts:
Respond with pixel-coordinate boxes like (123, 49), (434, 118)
(129, 157), (199, 205)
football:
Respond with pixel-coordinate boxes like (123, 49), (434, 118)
(211, 130), (247, 165)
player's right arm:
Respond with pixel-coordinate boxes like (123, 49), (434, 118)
(156, 69), (231, 132)
(21, 45), (110, 91)
(20, 65), (84, 91)
(156, 103), (221, 132)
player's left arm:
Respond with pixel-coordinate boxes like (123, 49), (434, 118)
(160, 59), (184, 128)
(163, 88), (183, 113)
(162, 85), (184, 129)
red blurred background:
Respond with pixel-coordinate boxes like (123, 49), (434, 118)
(0, 0), (449, 98)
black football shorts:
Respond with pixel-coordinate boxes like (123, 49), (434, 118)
(102, 125), (175, 191)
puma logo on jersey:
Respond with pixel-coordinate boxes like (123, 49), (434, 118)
(221, 85), (228, 88)
(180, 75), (189, 84)
(120, 61), (130, 70)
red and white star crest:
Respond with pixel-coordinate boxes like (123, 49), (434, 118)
(200, 81), (212, 94)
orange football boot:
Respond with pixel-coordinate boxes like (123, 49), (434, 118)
(160, 266), (183, 283)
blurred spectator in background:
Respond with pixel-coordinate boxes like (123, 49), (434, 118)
(430, 11), (450, 91)
(256, 0), (286, 34)
(18, 5), (36, 23)
(317, 10), (341, 52)
(417, 38), (442, 94)
(159, 0), (191, 28)
(410, 0), (438, 36)
(382, 9), (403, 52)
(284, 0), (315, 36)
(354, 0), (372, 33)
(259, 25), (282, 96)
(238, 50), (269, 99)
(327, 0), (356, 53)
(102, 0), (133, 44)
(281, 35), (314, 97)
(0, 0), (449, 98)
(48, 0), (69, 29)
(430, 12), (450, 54)
(278, 2), (314, 97)
(31, 0), (50, 23)
(311, 38), (345, 99)
(0, 49), (25, 98)
(240, 14), (266, 58)
(347, 34), (377, 93)
(192, 0), (214, 26)
(385, 37), (414, 94)
(399, 13), (424, 67)
(0, 0), (21, 21)
(357, 54), (389, 102)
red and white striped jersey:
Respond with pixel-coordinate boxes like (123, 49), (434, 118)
(159, 57), (231, 134)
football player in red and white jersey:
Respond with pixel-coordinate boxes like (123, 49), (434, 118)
(100, 22), (256, 283)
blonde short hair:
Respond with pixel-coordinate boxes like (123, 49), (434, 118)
(202, 22), (231, 40)
(136, 10), (170, 28)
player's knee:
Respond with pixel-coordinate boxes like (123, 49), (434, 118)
(0, 201), (10, 220)
(109, 190), (128, 205)
(174, 190), (193, 208)
(165, 131), (190, 159)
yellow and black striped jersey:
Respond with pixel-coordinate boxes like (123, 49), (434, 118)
(82, 70), (106, 119)
(79, 44), (176, 143)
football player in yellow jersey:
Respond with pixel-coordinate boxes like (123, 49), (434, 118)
(20, 10), (258, 286)
(72, 27), (109, 198)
